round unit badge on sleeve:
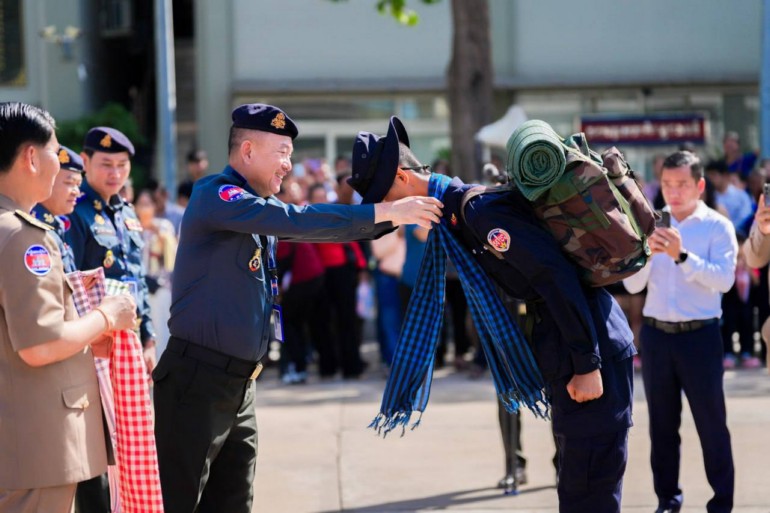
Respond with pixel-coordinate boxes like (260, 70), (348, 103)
(487, 228), (511, 253)
(24, 245), (53, 276)
(218, 184), (246, 202)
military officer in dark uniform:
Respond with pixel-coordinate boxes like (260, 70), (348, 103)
(152, 103), (443, 513)
(32, 145), (83, 274)
(348, 117), (635, 513)
(64, 127), (155, 513)
(65, 127), (156, 359)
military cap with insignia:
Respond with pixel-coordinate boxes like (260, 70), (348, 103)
(347, 116), (410, 204)
(83, 126), (135, 156)
(57, 145), (85, 173)
(231, 103), (298, 140)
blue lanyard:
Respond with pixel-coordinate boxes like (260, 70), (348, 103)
(267, 236), (279, 297)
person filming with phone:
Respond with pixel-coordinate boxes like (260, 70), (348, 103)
(624, 150), (737, 513)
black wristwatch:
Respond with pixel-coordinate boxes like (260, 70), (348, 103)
(675, 250), (689, 265)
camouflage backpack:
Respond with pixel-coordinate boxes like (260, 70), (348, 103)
(531, 134), (656, 287)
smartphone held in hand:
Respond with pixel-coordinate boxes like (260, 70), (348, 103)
(654, 210), (671, 228)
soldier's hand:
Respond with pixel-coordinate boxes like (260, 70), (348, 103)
(378, 196), (443, 229)
(566, 368), (603, 403)
(98, 293), (137, 332)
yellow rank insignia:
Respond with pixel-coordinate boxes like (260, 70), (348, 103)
(14, 210), (52, 231)
(270, 113), (286, 130)
(100, 133), (112, 148)
(103, 250), (115, 269)
(248, 248), (262, 272)
(93, 199), (103, 211)
(94, 214), (105, 225)
(58, 149), (70, 164)
(43, 212), (55, 224)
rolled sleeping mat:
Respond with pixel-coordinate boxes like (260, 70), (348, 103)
(505, 119), (567, 201)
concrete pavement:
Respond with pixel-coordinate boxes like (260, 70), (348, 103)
(251, 348), (770, 513)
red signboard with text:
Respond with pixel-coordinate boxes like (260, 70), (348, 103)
(580, 114), (708, 146)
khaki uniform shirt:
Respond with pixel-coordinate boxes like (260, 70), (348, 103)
(0, 194), (107, 490)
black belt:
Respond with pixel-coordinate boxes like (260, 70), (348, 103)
(643, 317), (718, 334)
(167, 337), (263, 380)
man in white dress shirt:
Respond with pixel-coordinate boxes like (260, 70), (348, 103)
(624, 151), (737, 513)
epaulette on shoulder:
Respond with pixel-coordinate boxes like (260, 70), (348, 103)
(15, 210), (53, 231)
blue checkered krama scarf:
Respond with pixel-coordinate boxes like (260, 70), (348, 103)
(371, 173), (549, 436)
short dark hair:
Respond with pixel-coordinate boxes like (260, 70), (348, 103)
(228, 126), (248, 155)
(0, 102), (56, 173)
(187, 148), (207, 163)
(177, 181), (193, 200)
(704, 159), (729, 175)
(662, 151), (703, 180)
(398, 143), (429, 174)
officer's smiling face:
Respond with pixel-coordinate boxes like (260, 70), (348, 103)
(83, 151), (131, 200)
(245, 132), (293, 197)
(42, 169), (82, 216)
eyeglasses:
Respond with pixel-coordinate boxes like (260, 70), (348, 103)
(399, 165), (431, 173)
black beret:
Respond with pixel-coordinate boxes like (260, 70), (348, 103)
(57, 145), (84, 173)
(347, 116), (410, 204)
(83, 127), (135, 156)
(231, 103), (298, 140)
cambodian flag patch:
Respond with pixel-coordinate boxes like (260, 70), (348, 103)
(24, 245), (53, 276)
(58, 215), (71, 232)
(218, 184), (246, 202)
(487, 228), (511, 253)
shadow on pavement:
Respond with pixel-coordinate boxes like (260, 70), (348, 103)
(315, 485), (556, 513)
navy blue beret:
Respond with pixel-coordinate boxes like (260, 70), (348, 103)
(231, 103), (298, 140)
(57, 145), (84, 173)
(83, 127), (135, 156)
(347, 116), (410, 204)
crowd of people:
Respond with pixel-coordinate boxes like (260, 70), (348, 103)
(2, 97), (768, 513)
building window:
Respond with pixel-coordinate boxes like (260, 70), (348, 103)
(100, 0), (133, 38)
(0, 0), (25, 86)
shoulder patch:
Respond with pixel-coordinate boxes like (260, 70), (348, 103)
(24, 244), (53, 276)
(218, 184), (247, 202)
(15, 210), (53, 231)
(487, 228), (511, 253)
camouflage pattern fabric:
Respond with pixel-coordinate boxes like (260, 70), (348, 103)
(532, 133), (656, 286)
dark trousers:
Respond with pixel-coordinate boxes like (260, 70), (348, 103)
(153, 350), (258, 513)
(443, 277), (472, 357)
(555, 429), (627, 513)
(317, 264), (364, 377)
(641, 323), (734, 513)
(721, 286), (754, 356)
(74, 474), (110, 513)
(280, 276), (324, 374)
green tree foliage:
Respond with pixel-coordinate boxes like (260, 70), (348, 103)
(56, 102), (146, 153)
(330, 0), (442, 26)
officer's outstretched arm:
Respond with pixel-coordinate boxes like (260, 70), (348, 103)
(374, 196), (443, 230)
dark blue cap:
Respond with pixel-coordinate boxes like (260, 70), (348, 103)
(231, 103), (298, 139)
(83, 127), (135, 156)
(57, 145), (84, 173)
(347, 116), (410, 204)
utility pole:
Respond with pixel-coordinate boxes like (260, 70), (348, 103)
(762, 0), (770, 158)
(155, 0), (178, 199)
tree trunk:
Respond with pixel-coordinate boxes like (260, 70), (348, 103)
(448, 0), (493, 181)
